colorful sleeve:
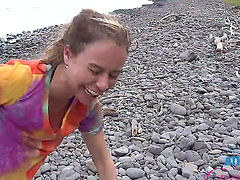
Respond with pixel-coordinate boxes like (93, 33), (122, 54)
(78, 100), (104, 136)
(0, 61), (32, 105)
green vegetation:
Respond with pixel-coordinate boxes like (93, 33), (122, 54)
(222, 0), (240, 6)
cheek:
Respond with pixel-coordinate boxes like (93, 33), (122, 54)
(109, 79), (117, 88)
(68, 74), (84, 92)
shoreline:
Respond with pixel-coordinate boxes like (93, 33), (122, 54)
(1, 0), (240, 179)
(0, 0), (154, 38)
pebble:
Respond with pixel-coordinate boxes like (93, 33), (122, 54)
(126, 168), (145, 179)
(170, 104), (187, 116)
(149, 145), (164, 155)
(58, 166), (80, 180)
(113, 146), (130, 156)
(40, 163), (51, 173)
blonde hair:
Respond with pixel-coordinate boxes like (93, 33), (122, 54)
(40, 9), (130, 67)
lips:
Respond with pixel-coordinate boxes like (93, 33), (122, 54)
(85, 87), (99, 97)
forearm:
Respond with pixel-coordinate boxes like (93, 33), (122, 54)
(82, 131), (118, 180)
(94, 154), (117, 180)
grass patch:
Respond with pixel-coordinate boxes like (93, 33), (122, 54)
(221, 0), (240, 6)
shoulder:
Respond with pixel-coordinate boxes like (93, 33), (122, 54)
(78, 99), (104, 135)
(0, 59), (48, 105)
(6, 59), (48, 74)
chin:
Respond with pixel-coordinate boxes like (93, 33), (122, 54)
(77, 95), (97, 106)
(75, 87), (99, 106)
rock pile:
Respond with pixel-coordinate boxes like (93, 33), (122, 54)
(1, 0), (240, 179)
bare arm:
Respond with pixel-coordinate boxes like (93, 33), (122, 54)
(82, 130), (117, 180)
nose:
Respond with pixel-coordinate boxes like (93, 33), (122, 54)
(96, 74), (110, 92)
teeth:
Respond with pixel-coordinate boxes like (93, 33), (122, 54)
(85, 88), (99, 97)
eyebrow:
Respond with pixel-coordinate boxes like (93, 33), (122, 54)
(88, 63), (102, 69)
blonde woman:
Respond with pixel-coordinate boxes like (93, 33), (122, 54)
(0, 9), (130, 180)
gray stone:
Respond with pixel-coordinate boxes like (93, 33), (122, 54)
(182, 163), (197, 178)
(113, 146), (129, 156)
(119, 156), (133, 163)
(159, 167), (168, 173)
(170, 104), (187, 116)
(195, 87), (207, 94)
(218, 156), (227, 164)
(156, 93), (166, 100)
(179, 51), (198, 62)
(58, 166), (80, 180)
(85, 159), (97, 172)
(151, 132), (161, 143)
(87, 176), (98, 180)
(188, 175), (197, 180)
(223, 136), (237, 145)
(231, 130), (240, 137)
(121, 162), (135, 170)
(229, 169), (240, 177)
(40, 163), (51, 173)
(197, 123), (210, 131)
(168, 168), (178, 177)
(161, 147), (174, 158)
(49, 174), (57, 180)
(192, 141), (207, 150)
(209, 149), (222, 155)
(134, 154), (145, 161)
(176, 136), (194, 151)
(185, 150), (201, 162)
(166, 156), (179, 168)
(175, 175), (188, 180)
(120, 176), (131, 180)
(144, 93), (154, 100)
(220, 90), (234, 96)
(119, 168), (127, 176)
(223, 116), (238, 128)
(174, 151), (186, 161)
(126, 168), (145, 179)
(149, 145), (164, 155)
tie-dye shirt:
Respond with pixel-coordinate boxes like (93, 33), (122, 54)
(0, 59), (104, 180)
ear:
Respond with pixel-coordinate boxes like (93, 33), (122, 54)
(63, 45), (73, 65)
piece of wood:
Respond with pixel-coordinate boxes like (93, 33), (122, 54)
(214, 33), (227, 52)
(131, 119), (142, 136)
(102, 108), (119, 117)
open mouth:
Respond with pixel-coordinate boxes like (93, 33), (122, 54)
(85, 87), (99, 97)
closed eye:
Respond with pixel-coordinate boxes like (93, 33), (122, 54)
(89, 68), (101, 75)
(109, 71), (122, 79)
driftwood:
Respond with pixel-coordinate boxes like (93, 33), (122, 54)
(98, 94), (126, 102)
(236, 71), (240, 78)
(102, 108), (119, 117)
(159, 13), (178, 22)
(158, 102), (164, 116)
(131, 119), (143, 136)
(214, 33), (227, 52)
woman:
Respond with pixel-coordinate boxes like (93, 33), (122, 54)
(0, 9), (130, 180)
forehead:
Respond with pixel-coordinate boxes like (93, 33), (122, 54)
(79, 40), (127, 69)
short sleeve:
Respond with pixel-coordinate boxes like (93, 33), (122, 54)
(0, 61), (32, 105)
(78, 100), (104, 136)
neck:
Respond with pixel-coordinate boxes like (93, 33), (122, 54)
(49, 64), (73, 102)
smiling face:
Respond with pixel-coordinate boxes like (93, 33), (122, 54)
(63, 40), (127, 105)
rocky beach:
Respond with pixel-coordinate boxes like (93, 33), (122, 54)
(1, 0), (240, 179)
